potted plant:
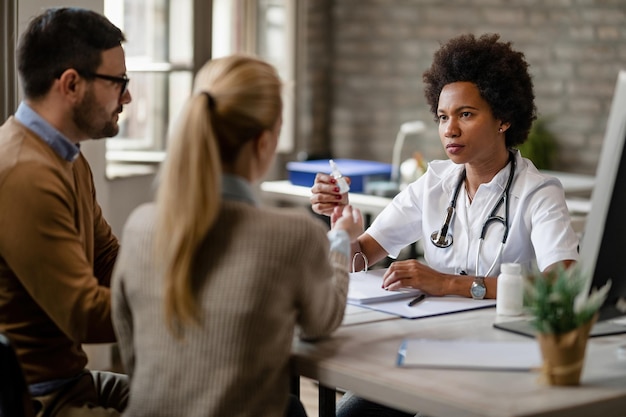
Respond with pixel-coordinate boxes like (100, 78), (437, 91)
(518, 118), (558, 170)
(524, 266), (611, 385)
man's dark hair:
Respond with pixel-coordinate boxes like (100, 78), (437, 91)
(423, 33), (537, 148)
(17, 7), (125, 99)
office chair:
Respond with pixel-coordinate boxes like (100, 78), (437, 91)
(0, 333), (35, 417)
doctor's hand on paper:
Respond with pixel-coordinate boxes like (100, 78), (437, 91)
(332, 205), (364, 242)
(382, 259), (449, 296)
(310, 173), (350, 217)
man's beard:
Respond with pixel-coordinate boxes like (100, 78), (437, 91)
(73, 88), (120, 139)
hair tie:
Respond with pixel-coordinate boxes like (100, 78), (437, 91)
(203, 92), (216, 111)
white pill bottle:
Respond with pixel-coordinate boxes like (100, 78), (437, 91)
(496, 263), (524, 316)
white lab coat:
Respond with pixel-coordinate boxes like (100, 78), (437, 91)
(367, 150), (579, 276)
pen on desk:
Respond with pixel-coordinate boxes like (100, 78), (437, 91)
(408, 293), (426, 307)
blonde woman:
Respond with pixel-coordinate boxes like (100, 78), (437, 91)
(111, 55), (363, 417)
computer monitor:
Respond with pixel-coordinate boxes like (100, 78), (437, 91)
(494, 71), (626, 338)
(579, 69), (626, 321)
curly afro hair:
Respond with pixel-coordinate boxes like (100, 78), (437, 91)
(423, 33), (537, 148)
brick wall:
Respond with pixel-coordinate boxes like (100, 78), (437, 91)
(296, 0), (626, 175)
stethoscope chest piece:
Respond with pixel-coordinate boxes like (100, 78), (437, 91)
(430, 230), (452, 248)
(430, 206), (455, 248)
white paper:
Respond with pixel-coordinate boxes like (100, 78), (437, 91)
(397, 339), (542, 371)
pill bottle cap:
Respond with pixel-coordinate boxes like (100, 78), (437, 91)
(329, 159), (342, 177)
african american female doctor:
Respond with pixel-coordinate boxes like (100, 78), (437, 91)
(310, 32), (579, 417)
(312, 33), (578, 306)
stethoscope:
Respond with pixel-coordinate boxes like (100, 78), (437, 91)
(430, 151), (516, 277)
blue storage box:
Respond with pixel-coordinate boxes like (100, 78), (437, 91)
(286, 159), (392, 193)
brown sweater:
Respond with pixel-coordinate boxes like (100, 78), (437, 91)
(112, 201), (349, 417)
(0, 117), (119, 384)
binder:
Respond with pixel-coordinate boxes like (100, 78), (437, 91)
(397, 338), (542, 371)
(348, 269), (421, 304)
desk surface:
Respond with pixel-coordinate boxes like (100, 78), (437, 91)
(292, 308), (626, 417)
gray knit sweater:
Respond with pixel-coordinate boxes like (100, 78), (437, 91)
(112, 200), (349, 416)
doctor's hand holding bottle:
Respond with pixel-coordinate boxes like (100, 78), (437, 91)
(310, 172), (351, 218)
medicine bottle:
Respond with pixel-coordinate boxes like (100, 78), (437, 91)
(329, 159), (350, 194)
(496, 263), (524, 316)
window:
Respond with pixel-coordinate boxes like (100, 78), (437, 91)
(212, 0), (296, 153)
(104, 0), (195, 169)
(104, 0), (295, 176)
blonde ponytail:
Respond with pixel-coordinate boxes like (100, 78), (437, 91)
(156, 93), (221, 334)
(155, 54), (282, 336)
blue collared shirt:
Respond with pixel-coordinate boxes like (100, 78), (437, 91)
(222, 174), (258, 206)
(14, 102), (80, 162)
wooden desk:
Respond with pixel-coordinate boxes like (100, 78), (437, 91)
(292, 308), (626, 417)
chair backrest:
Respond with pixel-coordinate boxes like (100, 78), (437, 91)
(0, 333), (35, 417)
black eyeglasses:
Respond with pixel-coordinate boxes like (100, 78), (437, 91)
(82, 72), (130, 99)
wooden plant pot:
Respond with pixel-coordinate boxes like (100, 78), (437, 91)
(536, 315), (597, 386)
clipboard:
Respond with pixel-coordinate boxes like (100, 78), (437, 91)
(355, 296), (496, 319)
(348, 269), (422, 304)
(347, 268), (496, 318)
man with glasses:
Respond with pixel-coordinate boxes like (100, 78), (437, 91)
(0, 7), (131, 417)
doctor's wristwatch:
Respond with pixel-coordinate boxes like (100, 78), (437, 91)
(470, 276), (486, 300)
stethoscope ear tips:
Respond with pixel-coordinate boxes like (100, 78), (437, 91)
(431, 230), (453, 248)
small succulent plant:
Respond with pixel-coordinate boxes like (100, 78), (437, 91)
(524, 266), (611, 334)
